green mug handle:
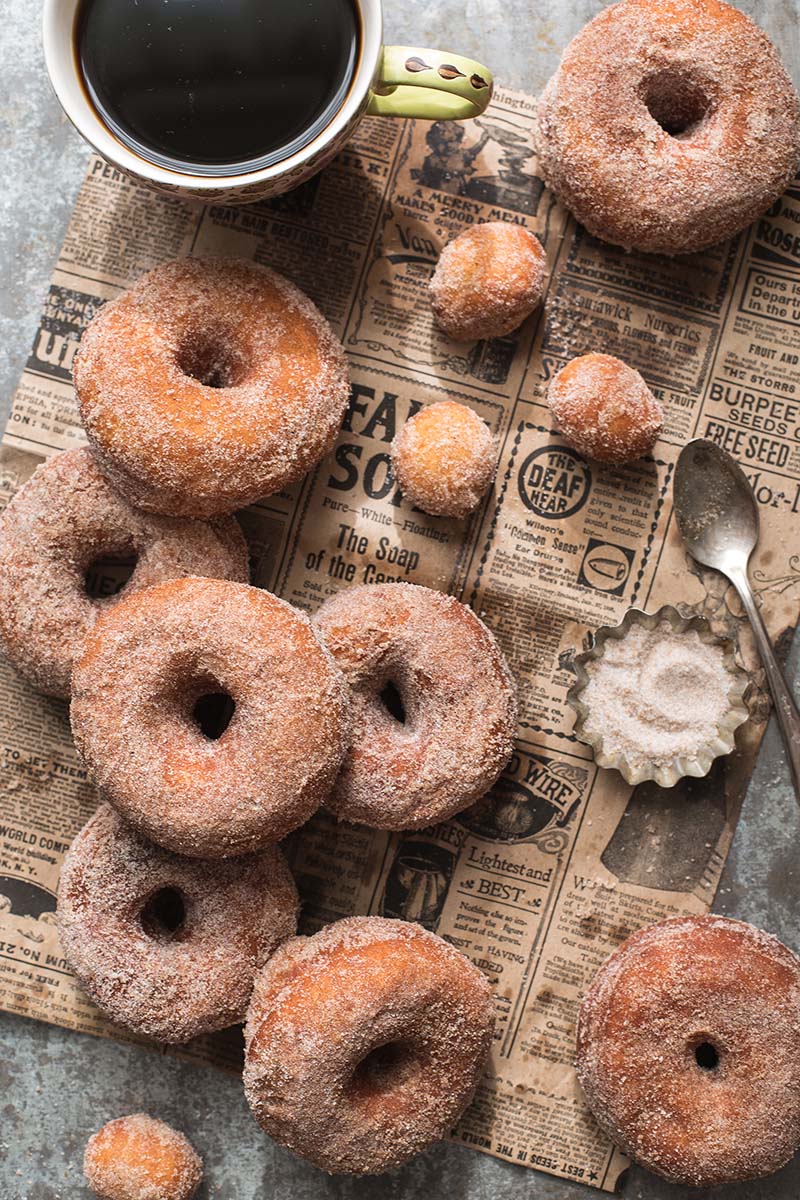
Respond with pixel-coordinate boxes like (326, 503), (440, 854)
(368, 46), (493, 120)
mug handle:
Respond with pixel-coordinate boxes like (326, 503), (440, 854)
(367, 46), (493, 120)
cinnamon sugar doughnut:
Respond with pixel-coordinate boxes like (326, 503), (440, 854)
(536, 0), (800, 255)
(70, 577), (349, 857)
(576, 915), (800, 1187)
(430, 222), (546, 341)
(84, 1115), (202, 1200)
(243, 916), (495, 1174)
(315, 583), (517, 829)
(59, 805), (298, 1043)
(74, 257), (350, 517)
(0, 448), (248, 699)
(391, 401), (497, 518)
(547, 353), (663, 464)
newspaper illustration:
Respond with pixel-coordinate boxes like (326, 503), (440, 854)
(2, 86), (800, 1191)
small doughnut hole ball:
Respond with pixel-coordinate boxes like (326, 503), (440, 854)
(391, 401), (497, 518)
(430, 222), (546, 341)
(547, 353), (664, 464)
(84, 1115), (202, 1200)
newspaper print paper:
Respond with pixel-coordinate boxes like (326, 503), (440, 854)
(2, 90), (800, 1189)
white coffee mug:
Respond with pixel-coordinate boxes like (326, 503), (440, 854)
(43, 0), (493, 205)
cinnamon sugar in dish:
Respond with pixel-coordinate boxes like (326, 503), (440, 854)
(568, 607), (749, 787)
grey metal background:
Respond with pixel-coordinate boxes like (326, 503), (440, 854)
(1, 2), (798, 1196)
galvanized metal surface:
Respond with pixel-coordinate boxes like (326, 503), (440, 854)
(1, 2), (798, 1196)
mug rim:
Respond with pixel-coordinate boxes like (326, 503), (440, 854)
(42, 0), (383, 191)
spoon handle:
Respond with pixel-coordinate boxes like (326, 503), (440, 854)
(728, 566), (800, 805)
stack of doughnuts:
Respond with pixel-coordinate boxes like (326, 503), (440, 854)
(0, 256), (515, 1174)
(58, 570), (510, 1168)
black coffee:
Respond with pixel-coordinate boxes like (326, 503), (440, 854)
(76, 0), (360, 175)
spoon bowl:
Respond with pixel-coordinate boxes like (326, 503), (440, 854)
(674, 439), (759, 575)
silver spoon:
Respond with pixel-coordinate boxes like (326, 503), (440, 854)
(674, 438), (800, 802)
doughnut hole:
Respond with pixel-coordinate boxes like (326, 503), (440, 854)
(430, 222), (547, 341)
(84, 550), (139, 601)
(176, 328), (250, 389)
(688, 1033), (723, 1072)
(140, 887), (188, 941)
(379, 680), (407, 725)
(172, 669), (236, 740)
(641, 69), (714, 138)
(192, 690), (236, 740)
(349, 1039), (424, 1105)
(546, 353), (664, 465)
(391, 400), (497, 518)
(84, 1114), (202, 1200)
(370, 663), (415, 732)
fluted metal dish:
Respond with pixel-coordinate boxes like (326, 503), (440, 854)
(566, 604), (750, 788)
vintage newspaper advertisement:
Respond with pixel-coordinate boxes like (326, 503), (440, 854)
(2, 88), (800, 1190)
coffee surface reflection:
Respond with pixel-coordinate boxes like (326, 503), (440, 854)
(76, 0), (360, 175)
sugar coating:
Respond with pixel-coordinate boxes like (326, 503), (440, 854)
(243, 916), (495, 1174)
(430, 222), (546, 342)
(0, 448), (248, 699)
(577, 915), (800, 1187)
(535, 0), (800, 255)
(84, 1113), (202, 1200)
(58, 805), (298, 1043)
(314, 582), (517, 829)
(69, 577), (350, 858)
(74, 256), (351, 517)
(547, 353), (663, 464)
(580, 621), (734, 768)
(391, 401), (498, 519)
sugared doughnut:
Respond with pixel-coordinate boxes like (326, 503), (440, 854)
(74, 257), (350, 517)
(70, 577), (349, 857)
(59, 805), (298, 1043)
(547, 353), (663, 464)
(430, 222), (546, 341)
(314, 583), (516, 829)
(243, 916), (495, 1174)
(391, 401), (497, 518)
(0, 448), (248, 699)
(84, 1114), (202, 1200)
(536, 0), (800, 255)
(576, 915), (800, 1187)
